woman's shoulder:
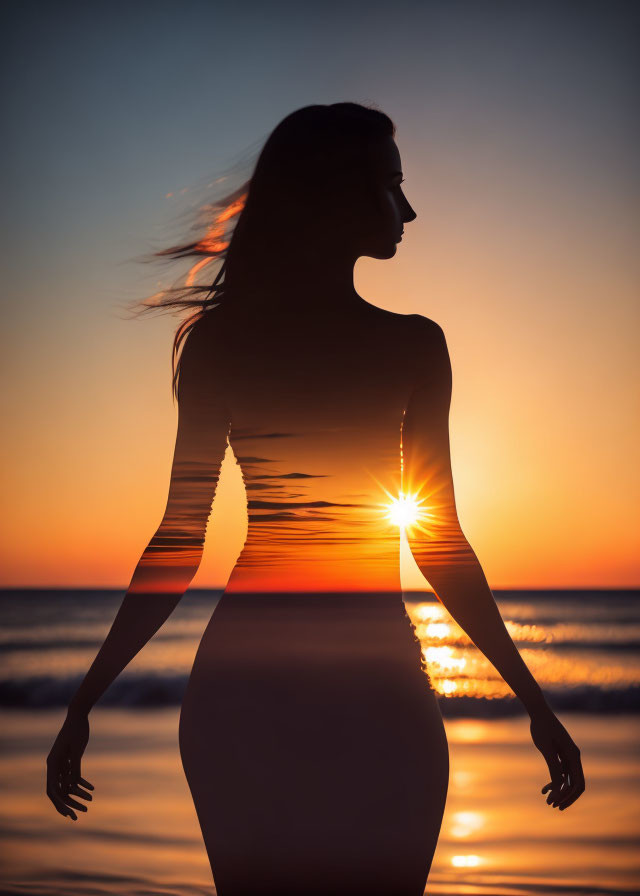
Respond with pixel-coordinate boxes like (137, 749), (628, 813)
(374, 308), (445, 345)
(405, 312), (444, 339)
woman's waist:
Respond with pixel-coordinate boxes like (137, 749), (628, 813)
(218, 590), (405, 609)
(224, 560), (402, 595)
(214, 592), (409, 635)
(197, 591), (423, 669)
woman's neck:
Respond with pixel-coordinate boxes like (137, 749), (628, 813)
(267, 251), (365, 313)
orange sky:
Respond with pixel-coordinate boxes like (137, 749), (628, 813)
(3, 209), (638, 589)
(2, 3), (638, 589)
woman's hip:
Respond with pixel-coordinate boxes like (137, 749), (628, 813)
(180, 592), (443, 756)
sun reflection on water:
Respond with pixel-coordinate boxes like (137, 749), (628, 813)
(404, 598), (640, 702)
(423, 646), (467, 670)
(450, 810), (485, 838)
(451, 854), (482, 867)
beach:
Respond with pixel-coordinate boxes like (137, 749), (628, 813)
(1, 589), (638, 895)
(1, 711), (638, 895)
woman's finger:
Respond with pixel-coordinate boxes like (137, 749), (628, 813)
(542, 748), (564, 793)
(48, 761), (85, 816)
(46, 785), (77, 820)
(557, 749), (585, 810)
(60, 794), (88, 812)
(547, 785), (565, 806)
(555, 743), (582, 793)
(78, 776), (94, 791)
(68, 783), (93, 801)
(545, 770), (569, 806)
(543, 772), (564, 803)
(550, 778), (570, 807)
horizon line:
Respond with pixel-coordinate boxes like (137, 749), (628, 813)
(1, 584), (638, 593)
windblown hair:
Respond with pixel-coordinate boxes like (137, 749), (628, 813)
(135, 102), (395, 400)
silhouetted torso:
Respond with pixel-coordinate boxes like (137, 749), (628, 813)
(179, 299), (449, 896)
(209, 300), (420, 594)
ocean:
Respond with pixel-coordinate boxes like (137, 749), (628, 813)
(1, 588), (638, 895)
(1, 588), (638, 715)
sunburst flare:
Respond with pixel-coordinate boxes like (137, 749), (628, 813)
(385, 490), (429, 530)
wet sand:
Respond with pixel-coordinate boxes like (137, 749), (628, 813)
(1, 709), (638, 895)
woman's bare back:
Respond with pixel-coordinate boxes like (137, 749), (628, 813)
(203, 301), (427, 594)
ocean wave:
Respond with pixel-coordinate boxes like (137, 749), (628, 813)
(1, 674), (639, 714)
(3, 636), (640, 655)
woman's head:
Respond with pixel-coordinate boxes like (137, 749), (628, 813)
(137, 102), (416, 396)
(225, 103), (416, 289)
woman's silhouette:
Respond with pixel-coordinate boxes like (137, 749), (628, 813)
(47, 103), (585, 895)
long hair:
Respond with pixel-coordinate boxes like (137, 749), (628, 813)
(135, 102), (395, 400)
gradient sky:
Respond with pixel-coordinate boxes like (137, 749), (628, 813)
(2, 0), (638, 588)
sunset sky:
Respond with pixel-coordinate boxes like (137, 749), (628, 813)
(2, 0), (638, 589)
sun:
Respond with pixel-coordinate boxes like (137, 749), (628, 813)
(386, 491), (426, 529)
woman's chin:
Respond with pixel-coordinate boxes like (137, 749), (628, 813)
(363, 242), (398, 261)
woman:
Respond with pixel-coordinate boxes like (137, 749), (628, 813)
(46, 103), (585, 895)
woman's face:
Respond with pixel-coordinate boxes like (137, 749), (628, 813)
(349, 135), (417, 260)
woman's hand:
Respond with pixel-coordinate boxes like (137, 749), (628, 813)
(46, 709), (94, 820)
(529, 705), (585, 811)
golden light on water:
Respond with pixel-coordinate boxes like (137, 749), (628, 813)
(413, 603), (447, 623)
(403, 599), (640, 702)
(423, 622), (450, 639)
(450, 811), (485, 839)
(453, 721), (493, 743)
(423, 645), (467, 670)
(451, 854), (482, 868)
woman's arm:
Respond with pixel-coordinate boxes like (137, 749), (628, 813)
(402, 316), (585, 810)
(70, 320), (231, 713)
(47, 320), (231, 818)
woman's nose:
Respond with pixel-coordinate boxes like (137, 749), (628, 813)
(404, 202), (417, 224)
